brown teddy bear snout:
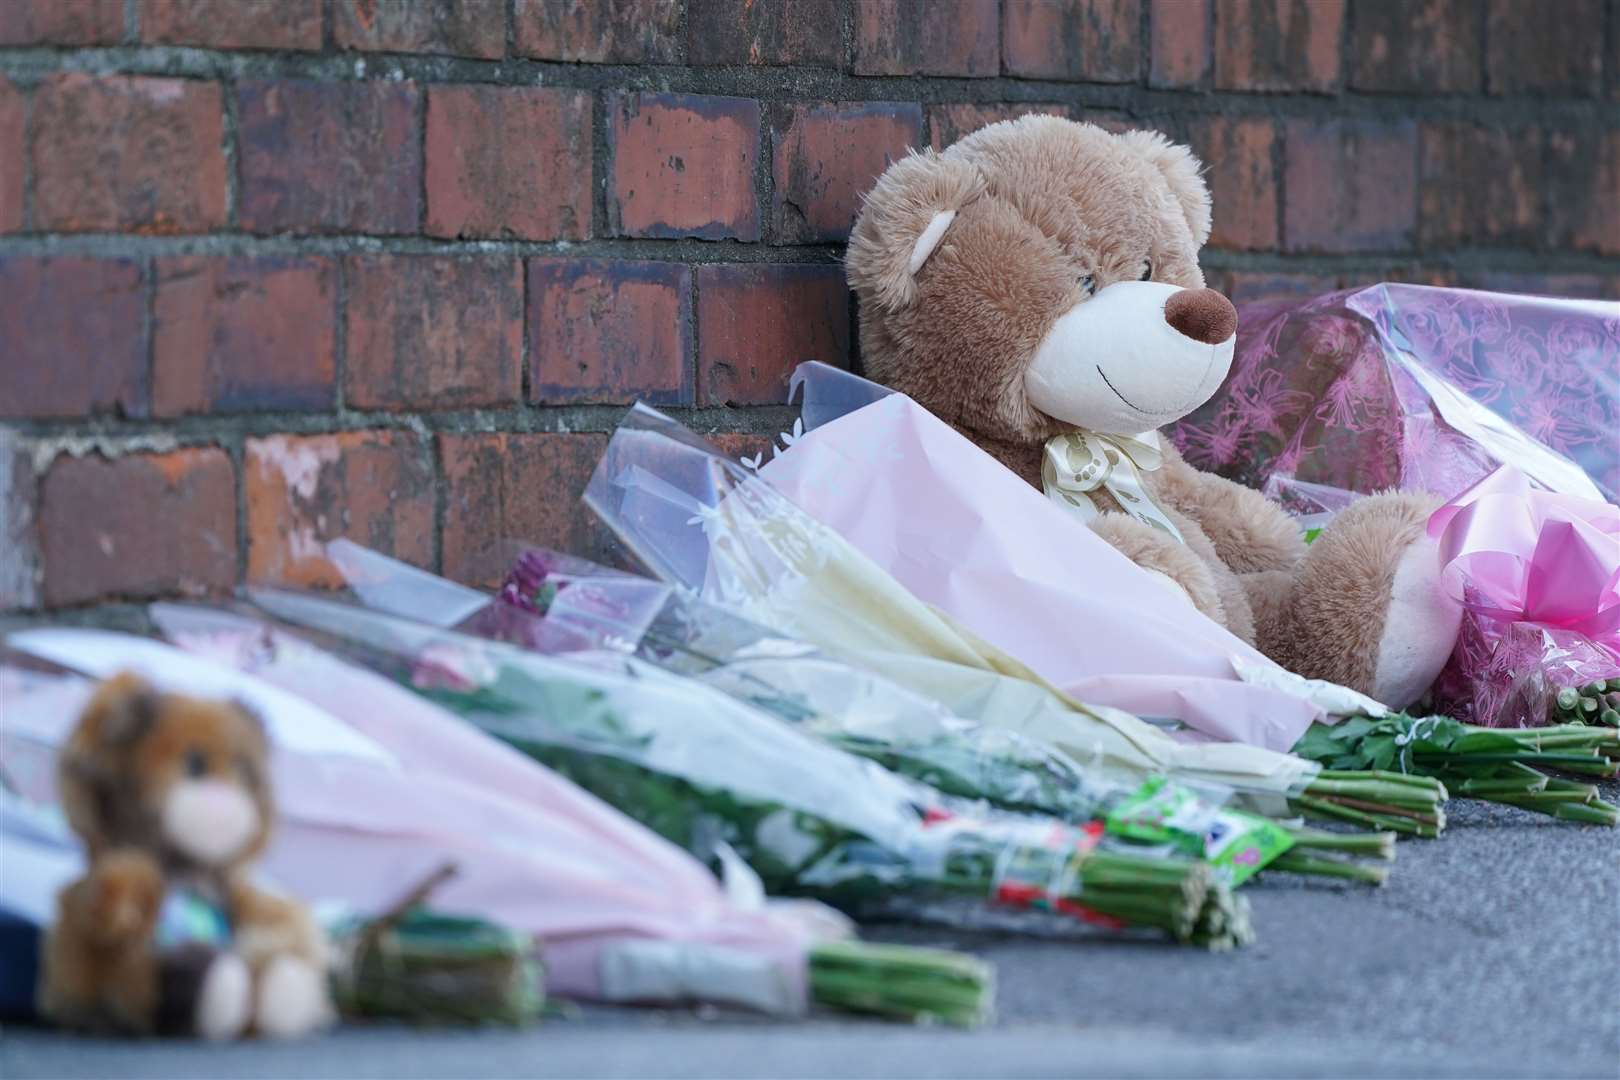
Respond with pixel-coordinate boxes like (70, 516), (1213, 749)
(1164, 287), (1237, 345)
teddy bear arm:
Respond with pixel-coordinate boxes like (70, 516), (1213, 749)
(40, 852), (164, 1033)
(1152, 450), (1307, 575)
(227, 879), (326, 969)
(1086, 512), (1228, 625)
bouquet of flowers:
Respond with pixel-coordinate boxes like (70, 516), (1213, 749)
(329, 540), (1394, 884)
(242, 587), (1252, 949)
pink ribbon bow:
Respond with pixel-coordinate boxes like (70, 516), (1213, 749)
(1428, 466), (1620, 660)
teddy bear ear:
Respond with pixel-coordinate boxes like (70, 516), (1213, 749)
(1117, 129), (1212, 248)
(846, 148), (984, 312)
(80, 670), (160, 745)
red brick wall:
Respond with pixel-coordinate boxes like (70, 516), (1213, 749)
(3, 0), (1616, 612)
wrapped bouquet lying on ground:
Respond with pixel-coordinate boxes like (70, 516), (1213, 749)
(328, 540), (1395, 885)
(3, 626), (991, 1025)
(580, 403), (1449, 835)
(241, 588), (1254, 949)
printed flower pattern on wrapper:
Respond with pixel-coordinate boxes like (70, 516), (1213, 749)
(1169, 284), (1620, 506)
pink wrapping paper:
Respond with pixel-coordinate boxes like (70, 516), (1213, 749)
(1427, 467), (1620, 726)
(759, 393), (1324, 752)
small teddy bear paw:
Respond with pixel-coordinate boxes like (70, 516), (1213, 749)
(253, 955), (332, 1039)
(194, 953), (252, 1041)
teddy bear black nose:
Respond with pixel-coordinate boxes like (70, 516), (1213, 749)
(1164, 288), (1238, 345)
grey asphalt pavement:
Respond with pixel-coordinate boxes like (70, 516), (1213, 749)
(4, 792), (1616, 1079)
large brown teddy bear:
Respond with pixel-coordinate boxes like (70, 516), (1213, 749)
(40, 673), (331, 1039)
(845, 115), (1461, 708)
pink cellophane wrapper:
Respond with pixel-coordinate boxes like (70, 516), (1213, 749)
(1168, 283), (1618, 507)
(1425, 467), (1620, 727)
(2, 623), (818, 1012)
(758, 387), (1324, 753)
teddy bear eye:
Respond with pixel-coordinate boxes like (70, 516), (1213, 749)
(1140, 261), (1153, 281)
(1079, 275), (1096, 296)
(184, 748), (208, 778)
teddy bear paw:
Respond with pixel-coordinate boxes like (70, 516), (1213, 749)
(253, 955), (332, 1039)
(193, 952), (252, 1041)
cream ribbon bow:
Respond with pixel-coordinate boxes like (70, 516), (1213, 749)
(1041, 430), (1185, 543)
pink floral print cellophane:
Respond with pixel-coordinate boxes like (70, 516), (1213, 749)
(1168, 283), (1620, 506)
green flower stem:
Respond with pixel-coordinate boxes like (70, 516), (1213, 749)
(808, 940), (994, 1026)
(1283, 827), (1396, 860)
(1267, 851), (1388, 885)
(1290, 794), (1442, 838)
(1300, 778), (1447, 809)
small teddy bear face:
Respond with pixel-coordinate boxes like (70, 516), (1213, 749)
(847, 116), (1238, 443)
(58, 672), (273, 873)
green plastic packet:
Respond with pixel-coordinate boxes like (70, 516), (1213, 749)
(1105, 777), (1294, 887)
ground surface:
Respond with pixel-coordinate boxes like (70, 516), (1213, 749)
(4, 793), (1616, 1079)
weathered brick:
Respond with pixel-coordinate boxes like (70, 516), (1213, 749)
(928, 103), (1073, 150)
(686, 0), (842, 65)
(528, 258), (692, 405)
(1224, 271), (1341, 309)
(708, 432), (778, 466)
(1419, 123), (1543, 248)
(1546, 129), (1620, 255)
(1184, 115), (1278, 250)
(152, 256), (336, 417)
(237, 79), (421, 235)
(607, 92), (761, 240)
(1467, 272), (1619, 301)
(1283, 119), (1416, 253)
(140, 0), (322, 49)
(0, 77), (22, 233)
(31, 74), (226, 234)
(853, 0), (999, 76)
(514, 0), (680, 62)
(245, 431), (434, 587)
(345, 255), (523, 410)
(426, 86), (592, 241)
(0, 257), (145, 420)
(1610, 3), (1620, 101)
(1350, 0), (1481, 94)
(1214, 0), (1344, 92)
(0, 0), (123, 45)
(40, 448), (237, 606)
(0, 431), (40, 611)
(1149, 0), (1211, 88)
(1002, 0), (1140, 82)
(773, 102), (922, 244)
(439, 433), (613, 587)
(333, 0), (505, 59)
(1486, 0), (1603, 96)
(696, 264), (850, 406)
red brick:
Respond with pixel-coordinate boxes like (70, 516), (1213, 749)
(1214, 0), (1344, 92)
(237, 79), (421, 235)
(1467, 272), (1619, 301)
(0, 0), (123, 44)
(40, 448), (237, 606)
(425, 86), (591, 241)
(528, 258), (692, 405)
(853, 0), (999, 76)
(1284, 119), (1416, 253)
(1419, 123), (1543, 248)
(1350, 0), (1481, 94)
(1225, 271), (1341, 310)
(1486, 0), (1602, 96)
(439, 432), (612, 588)
(0, 77), (22, 233)
(928, 103), (1074, 150)
(1002, 0), (1140, 82)
(153, 256), (336, 417)
(708, 432), (778, 466)
(696, 264), (850, 406)
(333, 0), (505, 59)
(1546, 129), (1620, 255)
(608, 92), (761, 240)
(31, 75), (226, 234)
(1185, 115), (1278, 250)
(1610, 4), (1620, 101)
(245, 431), (434, 587)
(140, 0), (322, 49)
(686, 0), (843, 65)
(773, 102), (922, 244)
(0, 257), (145, 420)
(1149, 0), (1211, 88)
(1, 432), (41, 611)
(514, 0), (680, 62)
(345, 255), (523, 410)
